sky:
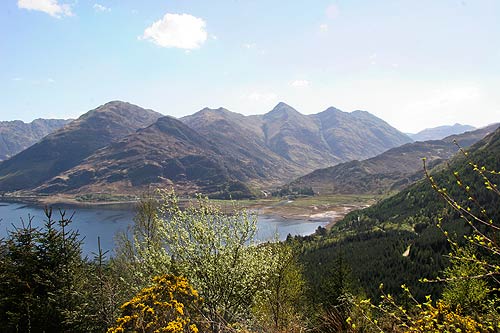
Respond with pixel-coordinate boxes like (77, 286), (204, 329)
(1, 0), (499, 133)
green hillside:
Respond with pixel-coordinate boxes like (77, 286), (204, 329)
(298, 127), (500, 303)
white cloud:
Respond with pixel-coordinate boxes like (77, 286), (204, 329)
(140, 13), (208, 50)
(243, 43), (256, 49)
(290, 80), (311, 88)
(246, 92), (278, 102)
(319, 23), (329, 32)
(18, 0), (73, 18)
(93, 4), (110, 13)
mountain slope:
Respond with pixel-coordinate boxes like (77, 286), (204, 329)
(313, 108), (413, 161)
(0, 119), (71, 161)
(261, 103), (340, 169)
(36, 115), (253, 198)
(0, 101), (161, 192)
(181, 107), (302, 183)
(289, 124), (499, 195)
(300, 126), (500, 304)
(182, 103), (412, 179)
(409, 123), (475, 141)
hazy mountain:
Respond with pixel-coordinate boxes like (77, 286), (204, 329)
(289, 124), (499, 195)
(184, 102), (412, 175)
(0, 118), (71, 161)
(409, 123), (475, 141)
(261, 103), (340, 169)
(0, 101), (162, 192)
(181, 107), (303, 183)
(442, 123), (499, 147)
(312, 107), (413, 161)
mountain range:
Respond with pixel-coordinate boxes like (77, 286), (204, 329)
(408, 123), (476, 141)
(0, 101), (412, 198)
(0, 118), (71, 161)
(288, 124), (499, 195)
(0, 102), (162, 192)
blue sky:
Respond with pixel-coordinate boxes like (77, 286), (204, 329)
(1, 0), (499, 132)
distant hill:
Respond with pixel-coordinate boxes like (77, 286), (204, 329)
(0, 101), (413, 198)
(288, 124), (499, 195)
(0, 118), (71, 161)
(409, 123), (475, 141)
(0, 101), (162, 192)
(300, 125), (500, 303)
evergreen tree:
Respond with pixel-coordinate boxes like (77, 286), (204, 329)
(0, 208), (87, 332)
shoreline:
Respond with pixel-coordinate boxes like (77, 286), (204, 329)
(1, 194), (373, 228)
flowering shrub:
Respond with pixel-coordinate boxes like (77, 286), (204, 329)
(405, 300), (487, 333)
(108, 274), (200, 333)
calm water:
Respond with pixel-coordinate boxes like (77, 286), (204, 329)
(0, 201), (327, 257)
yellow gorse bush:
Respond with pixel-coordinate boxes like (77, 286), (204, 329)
(405, 300), (486, 333)
(108, 274), (200, 333)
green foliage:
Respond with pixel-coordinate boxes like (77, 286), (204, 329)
(111, 190), (303, 332)
(157, 190), (276, 331)
(74, 239), (125, 332)
(252, 242), (306, 332)
(441, 246), (491, 315)
(272, 186), (315, 197)
(345, 138), (500, 332)
(0, 208), (87, 332)
(113, 192), (171, 295)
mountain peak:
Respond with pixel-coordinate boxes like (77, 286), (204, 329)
(410, 123), (476, 141)
(94, 100), (136, 111)
(320, 106), (344, 115)
(198, 107), (231, 115)
(265, 102), (301, 118)
(273, 101), (295, 110)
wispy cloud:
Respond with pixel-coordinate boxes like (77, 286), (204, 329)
(17, 0), (73, 18)
(319, 23), (329, 32)
(140, 13), (208, 50)
(11, 77), (56, 85)
(93, 4), (111, 13)
(243, 43), (256, 49)
(246, 92), (278, 102)
(290, 80), (311, 88)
